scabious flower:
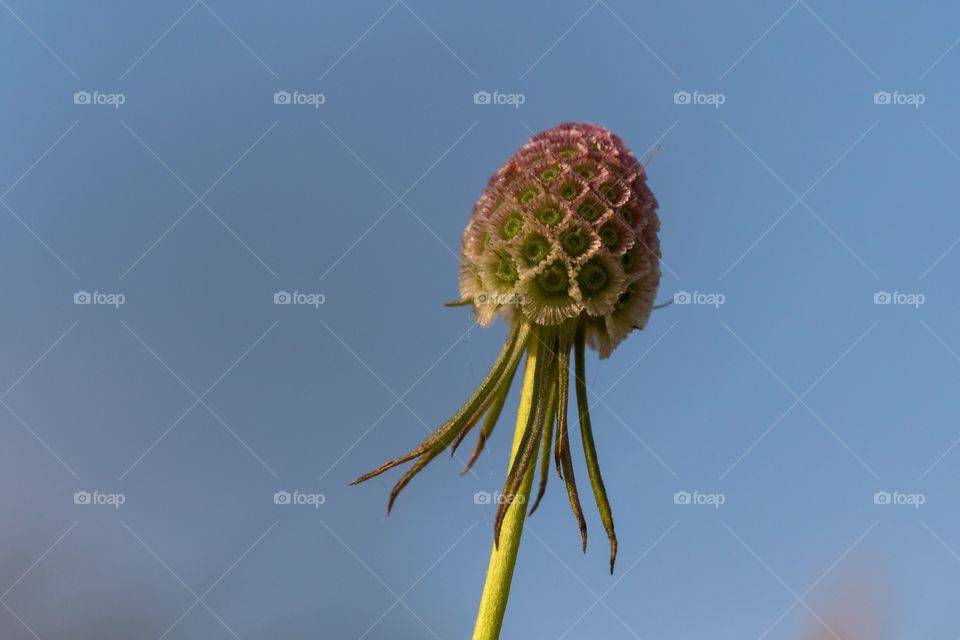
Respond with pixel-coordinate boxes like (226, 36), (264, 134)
(353, 122), (661, 574)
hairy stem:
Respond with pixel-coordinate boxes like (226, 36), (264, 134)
(472, 342), (539, 640)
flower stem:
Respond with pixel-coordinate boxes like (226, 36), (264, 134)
(472, 346), (539, 640)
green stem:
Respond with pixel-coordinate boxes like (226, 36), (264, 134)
(472, 345), (539, 640)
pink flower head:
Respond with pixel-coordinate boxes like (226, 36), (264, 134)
(460, 122), (661, 357)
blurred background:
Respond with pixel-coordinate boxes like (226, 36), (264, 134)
(2, 1), (960, 638)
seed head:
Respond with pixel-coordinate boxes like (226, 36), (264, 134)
(460, 122), (661, 357)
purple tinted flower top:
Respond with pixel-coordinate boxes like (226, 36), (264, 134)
(459, 122), (661, 357)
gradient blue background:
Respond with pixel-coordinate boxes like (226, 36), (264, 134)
(2, 1), (960, 638)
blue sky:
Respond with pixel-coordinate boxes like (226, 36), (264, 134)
(2, 1), (960, 638)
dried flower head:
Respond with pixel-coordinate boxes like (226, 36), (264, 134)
(460, 122), (660, 356)
(354, 123), (662, 573)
